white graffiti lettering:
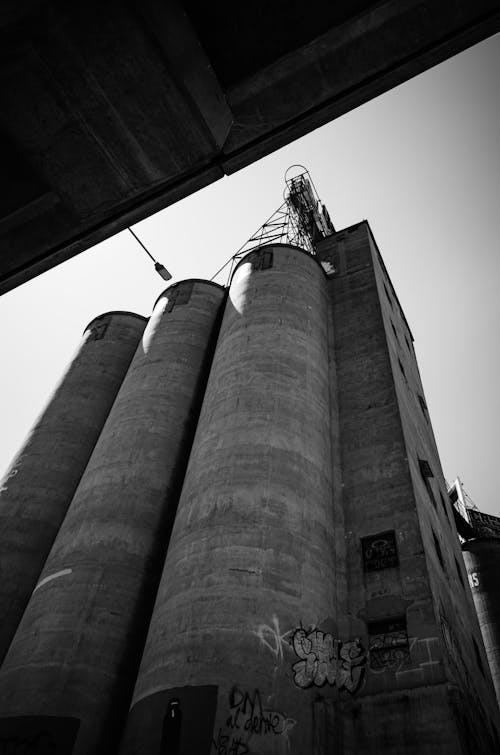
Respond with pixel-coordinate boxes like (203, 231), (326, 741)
(254, 615), (292, 663)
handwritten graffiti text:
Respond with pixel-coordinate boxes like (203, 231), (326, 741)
(212, 687), (295, 754)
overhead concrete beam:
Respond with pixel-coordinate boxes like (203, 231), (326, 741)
(0, 0), (498, 294)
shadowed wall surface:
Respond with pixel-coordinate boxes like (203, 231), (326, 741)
(0, 311), (146, 663)
(1, 0), (499, 293)
(0, 281), (225, 754)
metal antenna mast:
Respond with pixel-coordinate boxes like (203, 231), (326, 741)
(211, 166), (335, 285)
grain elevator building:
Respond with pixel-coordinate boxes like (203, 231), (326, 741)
(0, 177), (498, 754)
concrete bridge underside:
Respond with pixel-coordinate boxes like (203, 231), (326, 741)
(1, 0), (499, 294)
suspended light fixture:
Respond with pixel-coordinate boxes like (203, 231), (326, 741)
(128, 227), (172, 281)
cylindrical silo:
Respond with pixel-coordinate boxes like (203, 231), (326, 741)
(0, 311), (146, 662)
(462, 538), (500, 706)
(121, 245), (336, 755)
(0, 281), (225, 754)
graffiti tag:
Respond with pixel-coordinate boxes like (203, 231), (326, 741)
(212, 687), (296, 754)
(253, 615), (292, 663)
(226, 688), (295, 738)
(212, 728), (249, 755)
(291, 628), (366, 692)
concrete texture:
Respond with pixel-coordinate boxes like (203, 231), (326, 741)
(120, 245), (337, 755)
(0, 281), (225, 754)
(2, 229), (500, 753)
(1, 1), (499, 293)
(462, 538), (500, 708)
(314, 224), (500, 753)
(0, 311), (146, 664)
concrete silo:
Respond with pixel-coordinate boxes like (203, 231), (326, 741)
(0, 281), (225, 754)
(0, 311), (146, 662)
(121, 245), (338, 755)
(462, 538), (500, 707)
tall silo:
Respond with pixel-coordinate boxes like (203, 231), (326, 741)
(0, 311), (146, 662)
(0, 281), (225, 754)
(462, 538), (500, 707)
(121, 245), (337, 755)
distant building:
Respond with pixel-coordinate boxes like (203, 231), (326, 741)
(0, 183), (498, 753)
(449, 478), (500, 709)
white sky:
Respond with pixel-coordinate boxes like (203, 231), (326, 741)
(1, 33), (499, 516)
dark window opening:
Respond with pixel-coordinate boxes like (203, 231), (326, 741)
(432, 530), (444, 569)
(252, 250), (274, 271)
(419, 460), (433, 478)
(398, 359), (406, 381)
(391, 321), (399, 344)
(361, 531), (399, 572)
(454, 556), (465, 588)
(418, 458), (437, 508)
(164, 282), (194, 313)
(418, 394), (428, 419)
(368, 616), (409, 671)
(383, 283), (393, 309)
(449, 487), (459, 504)
(472, 637), (486, 677)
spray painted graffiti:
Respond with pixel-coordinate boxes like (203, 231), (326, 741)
(291, 628), (366, 692)
(212, 728), (249, 755)
(212, 687), (296, 754)
(254, 615), (292, 663)
(368, 617), (409, 671)
(368, 635), (441, 675)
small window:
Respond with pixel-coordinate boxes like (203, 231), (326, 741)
(419, 459), (433, 478)
(449, 487), (458, 504)
(405, 335), (412, 353)
(398, 359), (406, 381)
(361, 531), (399, 572)
(418, 395), (428, 418)
(164, 282), (193, 313)
(383, 283), (393, 309)
(418, 459), (436, 507)
(252, 250), (273, 271)
(391, 321), (399, 344)
(454, 556), (465, 588)
(368, 616), (409, 671)
(432, 530), (444, 569)
(472, 637), (486, 676)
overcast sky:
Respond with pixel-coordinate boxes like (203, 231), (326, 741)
(1, 33), (499, 517)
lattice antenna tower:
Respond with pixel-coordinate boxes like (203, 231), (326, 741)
(211, 166), (335, 284)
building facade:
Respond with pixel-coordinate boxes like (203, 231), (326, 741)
(0, 224), (498, 754)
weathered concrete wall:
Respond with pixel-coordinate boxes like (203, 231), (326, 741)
(0, 281), (225, 754)
(120, 245), (339, 755)
(462, 538), (500, 708)
(2, 229), (498, 754)
(0, 311), (146, 664)
(366, 227), (500, 747)
(315, 225), (500, 753)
